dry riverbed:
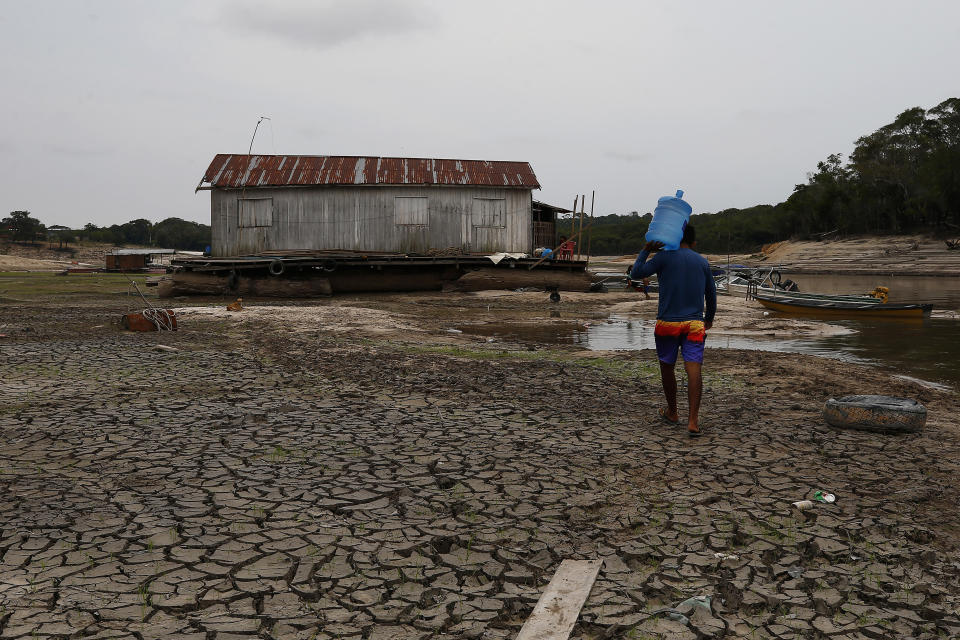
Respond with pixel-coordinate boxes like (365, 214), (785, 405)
(1, 284), (959, 639)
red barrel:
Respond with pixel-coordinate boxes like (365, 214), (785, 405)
(121, 310), (178, 331)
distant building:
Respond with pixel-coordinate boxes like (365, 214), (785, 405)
(105, 248), (175, 271)
(197, 154), (560, 257)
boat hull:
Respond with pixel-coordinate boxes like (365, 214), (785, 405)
(719, 281), (882, 303)
(755, 296), (933, 318)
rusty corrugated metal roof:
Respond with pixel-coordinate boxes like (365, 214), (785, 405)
(201, 154), (540, 189)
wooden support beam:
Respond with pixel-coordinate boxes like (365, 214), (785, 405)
(515, 559), (603, 640)
(577, 196), (586, 261)
(587, 190), (595, 264)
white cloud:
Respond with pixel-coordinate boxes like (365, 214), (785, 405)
(603, 151), (650, 164)
(220, 0), (435, 50)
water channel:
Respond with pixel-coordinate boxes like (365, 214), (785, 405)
(465, 274), (960, 388)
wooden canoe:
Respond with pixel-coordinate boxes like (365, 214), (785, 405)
(754, 294), (933, 318)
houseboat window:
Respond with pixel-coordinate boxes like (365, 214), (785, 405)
(394, 196), (428, 226)
(472, 197), (505, 228)
(238, 198), (273, 227)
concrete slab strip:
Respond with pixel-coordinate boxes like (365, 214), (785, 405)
(515, 559), (603, 640)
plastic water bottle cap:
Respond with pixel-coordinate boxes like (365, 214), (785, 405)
(676, 190), (684, 199)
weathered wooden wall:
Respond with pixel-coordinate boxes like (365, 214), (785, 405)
(211, 186), (532, 257)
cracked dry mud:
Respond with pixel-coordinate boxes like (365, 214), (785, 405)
(1, 296), (959, 640)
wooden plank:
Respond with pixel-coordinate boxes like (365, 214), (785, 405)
(515, 559), (602, 640)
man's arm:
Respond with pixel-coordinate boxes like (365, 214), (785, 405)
(703, 262), (717, 329)
(629, 241), (664, 280)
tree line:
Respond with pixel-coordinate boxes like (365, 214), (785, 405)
(1, 212), (212, 252)
(561, 98), (960, 255)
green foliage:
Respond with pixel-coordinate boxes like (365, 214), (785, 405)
(76, 217), (210, 251)
(1, 211), (46, 242)
(557, 212), (652, 255)
(152, 217), (210, 251)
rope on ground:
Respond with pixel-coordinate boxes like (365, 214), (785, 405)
(126, 275), (176, 331)
(142, 307), (176, 331)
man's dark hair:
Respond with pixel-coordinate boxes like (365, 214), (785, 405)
(682, 224), (696, 245)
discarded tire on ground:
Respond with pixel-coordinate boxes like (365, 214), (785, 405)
(823, 395), (926, 433)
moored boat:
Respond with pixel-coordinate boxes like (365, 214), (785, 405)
(716, 267), (884, 304)
(754, 293), (933, 318)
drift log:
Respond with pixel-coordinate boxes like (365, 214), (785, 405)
(160, 273), (332, 298)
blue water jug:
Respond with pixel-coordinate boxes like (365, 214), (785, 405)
(645, 189), (692, 251)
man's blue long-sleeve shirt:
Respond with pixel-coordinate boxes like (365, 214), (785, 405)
(630, 248), (717, 323)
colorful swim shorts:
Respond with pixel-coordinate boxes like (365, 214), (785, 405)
(654, 320), (706, 364)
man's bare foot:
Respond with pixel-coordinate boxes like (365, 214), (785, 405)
(659, 407), (680, 424)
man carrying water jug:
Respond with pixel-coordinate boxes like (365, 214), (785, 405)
(629, 224), (717, 437)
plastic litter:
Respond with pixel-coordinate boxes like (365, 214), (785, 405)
(814, 490), (836, 503)
(645, 595), (711, 629)
(445, 328), (463, 334)
(676, 595), (712, 615)
(664, 611), (689, 625)
(787, 566), (804, 579)
(792, 500), (814, 511)
(713, 552), (739, 560)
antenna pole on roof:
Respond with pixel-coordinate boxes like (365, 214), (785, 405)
(248, 116), (271, 157)
(241, 116), (271, 202)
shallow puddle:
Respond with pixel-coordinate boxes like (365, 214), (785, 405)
(460, 315), (959, 389)
(455, 321), (590, 345)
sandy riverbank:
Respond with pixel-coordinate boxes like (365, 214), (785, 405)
(591, 233), (960, 276)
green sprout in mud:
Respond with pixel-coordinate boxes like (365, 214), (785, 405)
(138, 581), (152, 621)
(268, 446), (290, 462)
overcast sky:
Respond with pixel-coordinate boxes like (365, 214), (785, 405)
(2, 0), (959, 227)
